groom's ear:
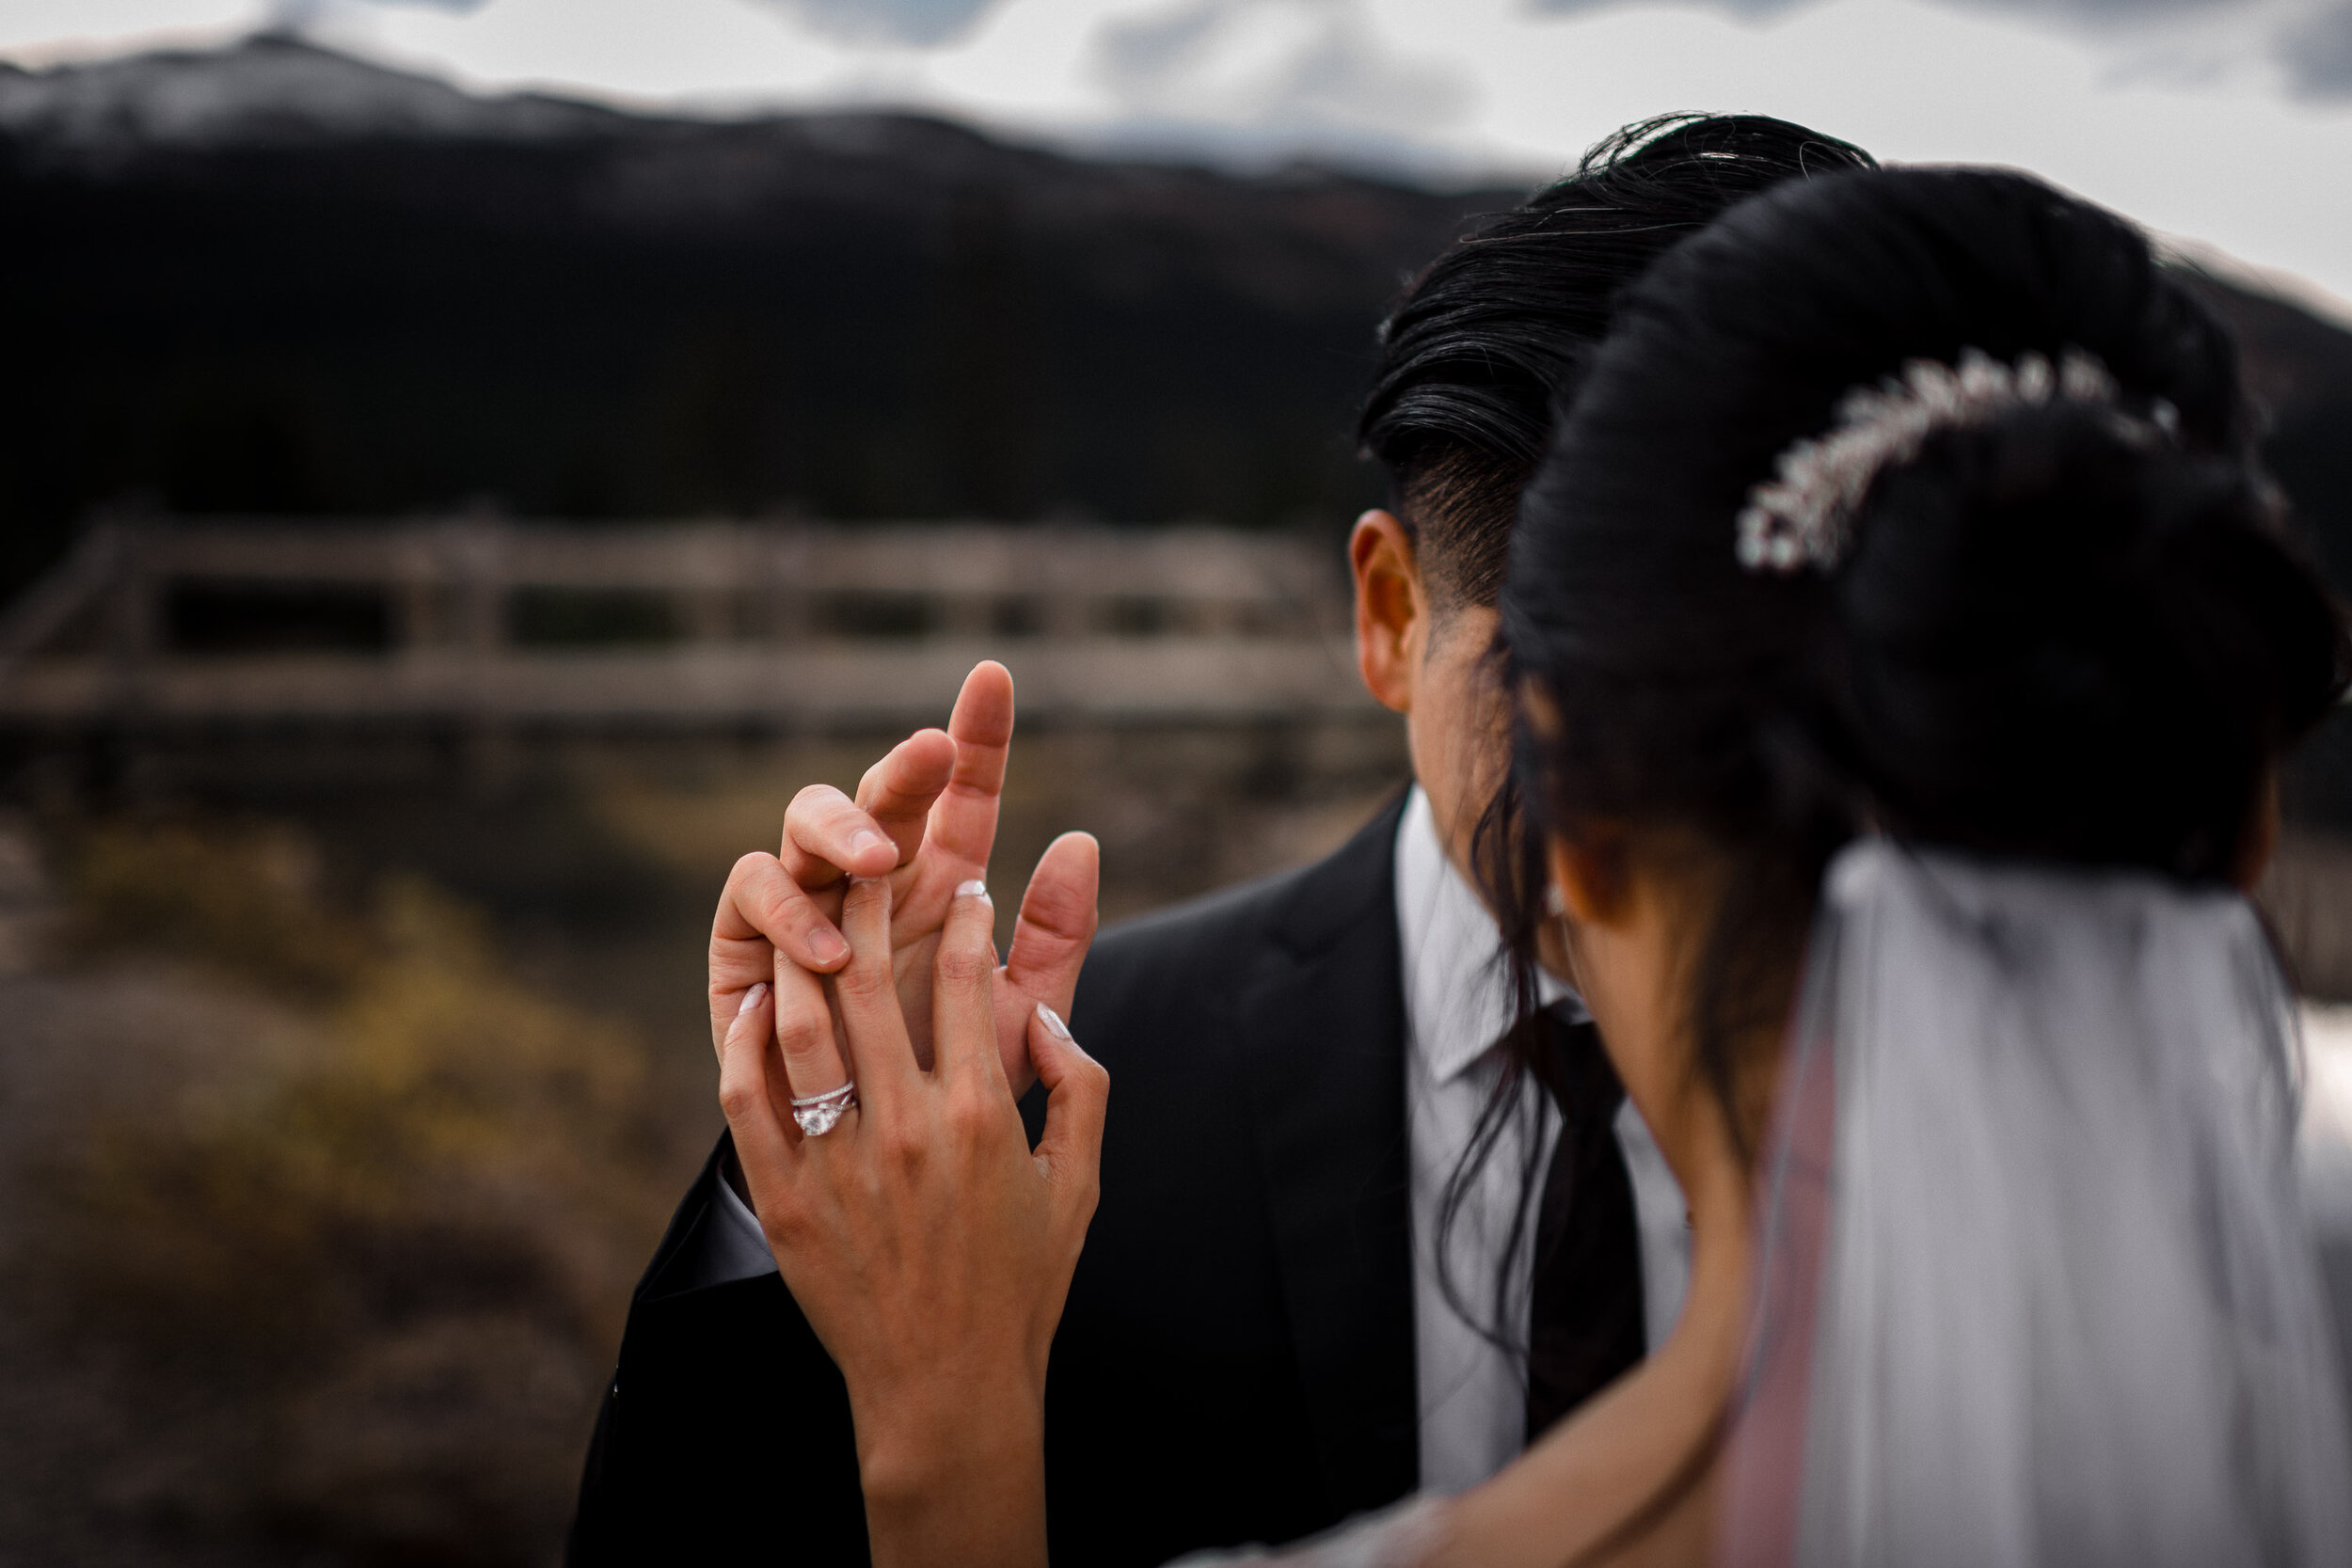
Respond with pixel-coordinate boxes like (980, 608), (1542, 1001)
(1351, 509), (1427, 714)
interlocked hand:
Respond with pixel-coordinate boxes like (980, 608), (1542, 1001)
(707, 659), (1097, 1100)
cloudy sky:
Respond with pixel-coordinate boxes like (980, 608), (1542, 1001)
(6, 0), (2351, 308)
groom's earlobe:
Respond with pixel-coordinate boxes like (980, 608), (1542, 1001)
(1351, 510), (1425, 715)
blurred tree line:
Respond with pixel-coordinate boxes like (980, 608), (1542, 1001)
(0, 38), (1526, 606)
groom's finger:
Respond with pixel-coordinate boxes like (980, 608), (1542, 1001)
(782, 727), (956, 891)
(714, 851), (850, 975)
(850, 726), (958, 869)
(1006, 832), (1098, 1007)
(783, 783), (900, 888)
(995, 832), (1099, 1094)
(923, 661), (1015, 874)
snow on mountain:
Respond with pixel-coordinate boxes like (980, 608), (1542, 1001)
(0, 32), (621, 153)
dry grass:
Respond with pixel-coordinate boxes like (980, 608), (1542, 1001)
(3, 818), (672, 1567)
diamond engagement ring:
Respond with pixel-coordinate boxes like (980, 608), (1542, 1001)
(790, 1082), (857, 1137)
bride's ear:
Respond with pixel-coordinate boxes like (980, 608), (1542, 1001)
(1546, 826), (1630, 927)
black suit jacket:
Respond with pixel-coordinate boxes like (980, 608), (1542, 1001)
(568, 795), (1417, 1567)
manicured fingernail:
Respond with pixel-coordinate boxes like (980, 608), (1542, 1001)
(738, 981), (769, 1016)
(808, 928), (848, 965)
(849, 829), (886, 860)
(1036, 1002), (1073, 1040)
(955, 879), (991, 903)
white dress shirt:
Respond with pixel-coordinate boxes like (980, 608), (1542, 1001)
(697, 787), (1692, 1494)
(1393, 786), (1689, 1493)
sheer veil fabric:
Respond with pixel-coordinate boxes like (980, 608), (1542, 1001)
(1728, 841), (2352, 1568)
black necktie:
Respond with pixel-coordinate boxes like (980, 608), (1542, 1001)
(1524, 1007), (1647, 1442)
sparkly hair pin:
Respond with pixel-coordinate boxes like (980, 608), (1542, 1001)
(1734, 346), (2173, 575)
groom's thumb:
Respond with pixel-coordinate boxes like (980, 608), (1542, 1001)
(998, 832), (1098, 1082)
(1009, 832), (1098, 997)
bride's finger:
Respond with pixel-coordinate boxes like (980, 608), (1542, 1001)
(930, 879), (1004, 1092)
(831, 876), (921, 1121)
(718, 981), (798, 1203)
(770, 939), (850, 1126)
(1028, 1002), (1107, 1217)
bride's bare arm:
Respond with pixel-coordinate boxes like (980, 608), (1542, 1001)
(721, 874), (1107, 1568)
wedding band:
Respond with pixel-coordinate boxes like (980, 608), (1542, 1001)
(790, 1082), (857, 1137)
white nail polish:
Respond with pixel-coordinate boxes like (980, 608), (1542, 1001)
(1036, 1002), (1073, 1040)
(738, 981), (769, 1016)
(955, 879), (991, 902)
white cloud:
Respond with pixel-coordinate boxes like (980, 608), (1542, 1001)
(745, 0), (1004, 48)
(1406, 0), (2352, 303)
(0, 0), (256, 65)
(1084, 0), (1473, 163)
(1529, 0), (2268, 18)
(274, 0), (487, 17)
(1520, 0), (2352, 97)
(357, 0), (856, 107)
(2282, 2), (2352, 93)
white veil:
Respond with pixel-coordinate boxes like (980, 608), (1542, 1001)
(1726, 841), (2352, 1568)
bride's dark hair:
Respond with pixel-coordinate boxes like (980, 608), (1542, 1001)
(1489, 166), (2347, 1155)
(1482, 163), (2349, 1563)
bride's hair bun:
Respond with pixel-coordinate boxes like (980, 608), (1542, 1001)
(1834, 396), (2342, 876)
(1504, 166), (2348, 884)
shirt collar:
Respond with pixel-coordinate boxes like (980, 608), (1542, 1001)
(1393, 784), (1584, 1087)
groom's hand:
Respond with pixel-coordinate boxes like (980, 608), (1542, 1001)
(708, 660), (1097, 1096)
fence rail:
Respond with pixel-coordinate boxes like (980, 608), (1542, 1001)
(0, 515), (1374, 729)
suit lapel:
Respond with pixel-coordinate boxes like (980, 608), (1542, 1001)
(633, 1132), (729, 1304)
(1238, 793), (1419, 1513)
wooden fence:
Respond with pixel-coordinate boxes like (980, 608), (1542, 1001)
(0, 514), (1374, 732)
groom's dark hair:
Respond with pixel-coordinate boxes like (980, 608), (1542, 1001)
(1357, 113), (1875, 610)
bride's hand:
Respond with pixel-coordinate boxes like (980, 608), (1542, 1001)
(721, 871), (1107, 1568)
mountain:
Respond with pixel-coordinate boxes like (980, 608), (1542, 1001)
(0, 30), (620, 150)
(0, 34), (1528, 606)
(2188, 276), (2352, 592)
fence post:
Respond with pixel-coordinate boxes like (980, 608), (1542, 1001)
(453, 509), (513, 790)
